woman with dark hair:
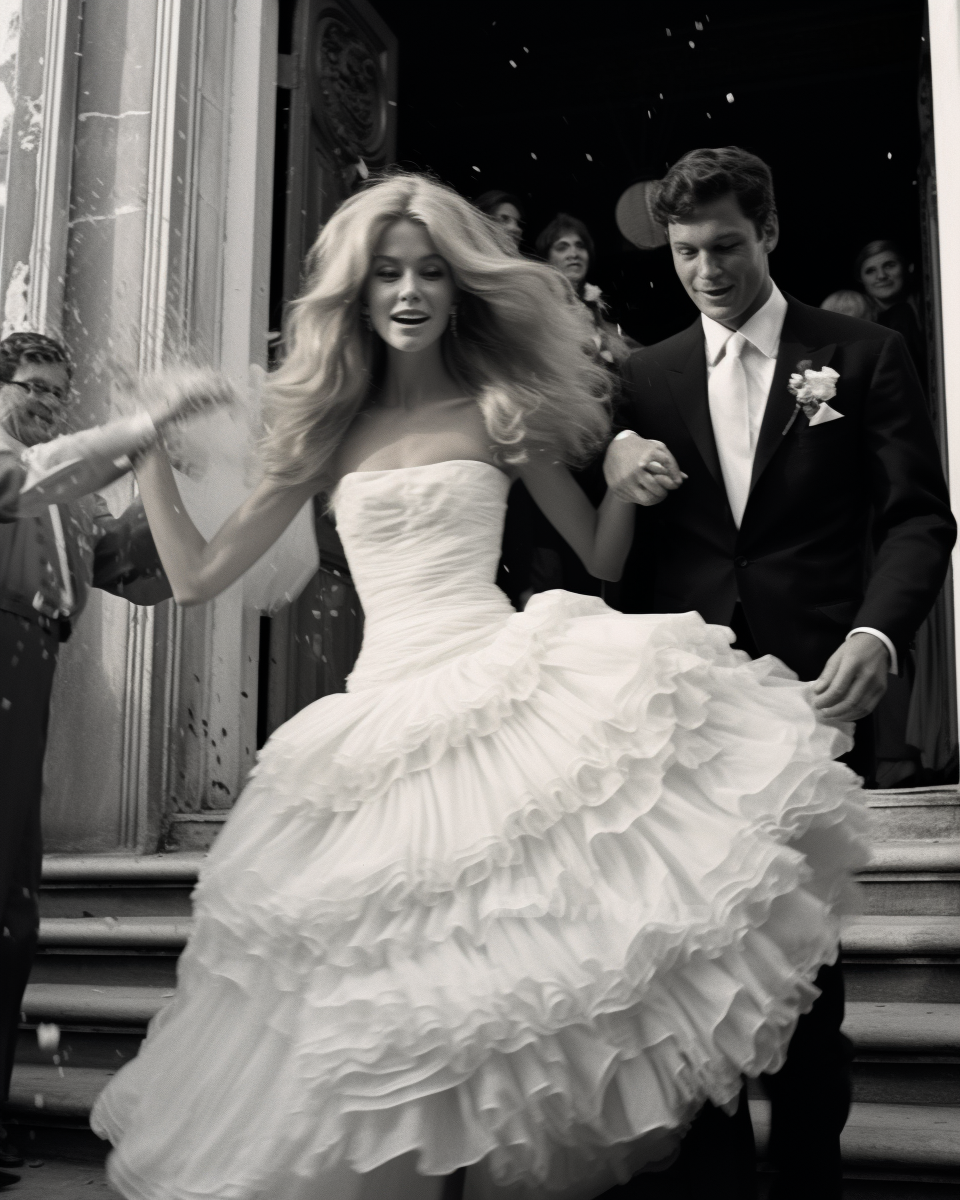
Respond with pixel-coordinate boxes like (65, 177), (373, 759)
(502, 215), (636, 607)
(855, 239), (926, 388)
(536, 213), (633, 367)
(474, 188), (525, 250)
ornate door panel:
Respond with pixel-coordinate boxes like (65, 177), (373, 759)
(263, 0), (396, 740)
(281, 0), (397, 298)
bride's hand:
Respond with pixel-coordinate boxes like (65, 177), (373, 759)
(139, 366), (237, 429)
(604, 431), (686, 506)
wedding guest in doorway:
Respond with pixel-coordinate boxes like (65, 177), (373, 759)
(499, 214), (636, 608)
(856, 239), (926, 389)
(474, 189), (525, 251)
(536, 212), (635, 367)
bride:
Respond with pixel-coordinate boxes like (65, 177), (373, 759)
(91, 172), (867, 1200)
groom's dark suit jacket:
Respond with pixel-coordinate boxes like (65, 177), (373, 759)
(615, 295), (956, 681)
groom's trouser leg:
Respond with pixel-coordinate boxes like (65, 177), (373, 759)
(614, 1086), (756, 1200)
(760, 960), (852, 1200)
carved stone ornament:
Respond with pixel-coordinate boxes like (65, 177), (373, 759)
(310, 11), (387, 167)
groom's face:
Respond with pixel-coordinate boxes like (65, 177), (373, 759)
(667, 194), (778, 328)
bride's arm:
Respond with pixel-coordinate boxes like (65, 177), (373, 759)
(516, 455), (634, 581)
(134, 444), (318, 605)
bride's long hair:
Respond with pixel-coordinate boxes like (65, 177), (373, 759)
(262, 172), (612, 487)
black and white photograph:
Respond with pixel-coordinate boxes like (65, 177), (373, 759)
(0, 2), (959, 1198)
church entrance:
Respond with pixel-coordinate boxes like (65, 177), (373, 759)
(263, 0), (955, 786)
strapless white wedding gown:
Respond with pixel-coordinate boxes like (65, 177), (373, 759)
(91, 460), (868, 1200)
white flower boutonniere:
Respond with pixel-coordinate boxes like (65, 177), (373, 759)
(583, 283), (603, 304)
(782, 361), (843, 435)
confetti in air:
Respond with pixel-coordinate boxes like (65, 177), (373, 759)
(695, 20), (704, 29)
(509, 60), (516, 67)
(887, 152), (892, 159)
(472, 166), (480, 172)
(531, 152), (537, 159)
(586, 153), (593, 161)
(727, 93), (735, 102)
(689, 40), (695, 47)
(37, 1023), (60, 1051)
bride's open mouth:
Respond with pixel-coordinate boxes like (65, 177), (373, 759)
(391, 311), (429, 326)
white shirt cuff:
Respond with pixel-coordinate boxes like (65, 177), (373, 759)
(846, 626), (898, 675)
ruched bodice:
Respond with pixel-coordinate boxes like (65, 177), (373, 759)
(333, 461), (515, 688)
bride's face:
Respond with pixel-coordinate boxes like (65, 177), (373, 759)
(366, 219), (458, 353)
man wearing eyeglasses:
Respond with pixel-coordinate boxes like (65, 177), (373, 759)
(0, 332), (171, 1184)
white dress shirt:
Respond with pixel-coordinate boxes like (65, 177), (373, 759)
(702, 283), (788, 526)
(701, 283), (896, 673)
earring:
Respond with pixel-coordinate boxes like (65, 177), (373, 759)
(360, 303), (372, 332)
(449, 305), (459, 339)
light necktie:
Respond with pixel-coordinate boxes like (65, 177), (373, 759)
(709, 331), (752, 527)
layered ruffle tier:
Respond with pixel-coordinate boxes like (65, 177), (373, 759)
(91, 592), (868, 1200)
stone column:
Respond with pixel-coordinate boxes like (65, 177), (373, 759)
(930, 1), (960, 716)
(0, 0), (278, 853)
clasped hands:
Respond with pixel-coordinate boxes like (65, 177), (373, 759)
(603, 429), (686, 506)
(601, 430), (889, 722)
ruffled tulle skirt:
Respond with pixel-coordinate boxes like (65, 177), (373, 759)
(91, 592), (868, 1200)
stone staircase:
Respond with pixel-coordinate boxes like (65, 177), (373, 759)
(4, 791), (959, 1195)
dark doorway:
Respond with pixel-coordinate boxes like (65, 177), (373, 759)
(369, 0), (926, 344)
(365, 0), (956, 786)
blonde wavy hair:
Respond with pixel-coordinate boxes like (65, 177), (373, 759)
(262, 172), (612, 488)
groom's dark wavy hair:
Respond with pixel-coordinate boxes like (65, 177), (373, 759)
(653, 147), (777, 237)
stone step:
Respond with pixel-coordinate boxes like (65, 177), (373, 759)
(38, 914), (959, 957)
(858, 841), (960, 917)
(32, 911), (960, 993)
(32, 916), (186, 990)
(38, 916), (192, 949)
(750, 1098), (960, 1174)
(5, 1064), (112, 1120)
(42, 854), (206, 883)
(7, 1064), (958, 1186)
(1, 1063), (113, 1163)
(40, 853), (204, 918)
(845, 1001), (960, 1053)
(14, 985), (171, 1072)
(864, 788), (960, 841)
(21, 983), (171, 1026)
(844, 916), (960, 1004)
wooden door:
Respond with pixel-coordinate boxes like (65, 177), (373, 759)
(261, 0), (397, 742)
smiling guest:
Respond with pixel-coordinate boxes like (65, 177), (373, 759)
(855, 238), (926, 388)
(603, 146), (955, 1199)
(0, 331), (176, 1177)
(536, 213), (632, 368)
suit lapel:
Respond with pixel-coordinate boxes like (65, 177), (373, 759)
(662, 322), (725, 491)
(748, 301), (836, 493)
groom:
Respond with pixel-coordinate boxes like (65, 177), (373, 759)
(604, 147), (955, 1198)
